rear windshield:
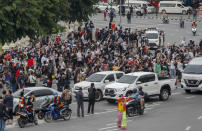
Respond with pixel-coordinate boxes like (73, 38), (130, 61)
(13, 89), (31, 98)
(184, 64), (202, 74)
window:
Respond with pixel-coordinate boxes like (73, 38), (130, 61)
(146, 74), (156, 82)
(137, 76), (147, 83)
(32, 89), (53, 97)
(160, 3), (176, 7)
(105, 74), (115, 82)
(177, 4), (182, 8)
(116, 73), (124, 79)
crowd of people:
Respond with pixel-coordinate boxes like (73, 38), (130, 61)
(0, 20), (202, 129)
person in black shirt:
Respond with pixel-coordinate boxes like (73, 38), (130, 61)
(0, 96), (7, 131)
(4, 90), (13, 125)
(88, 83), (96, 114)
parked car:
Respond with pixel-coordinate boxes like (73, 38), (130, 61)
(73, 71), (124, 101)
(181, 57), (202, 93)
(13, 87), (61, 113)
(159, 1), (191, 14)
(94, 2), (118, 13)
(104, 72), (177, 103)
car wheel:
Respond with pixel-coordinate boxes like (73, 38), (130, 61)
(182, 10), (186, 15)
(126, 91), (132, 97)
(107, 99), (115, 103)
(136, 11), (141, 16)
(159, 88), (170, 101)
(95, 90), (103, 101)
(185, 89), (191, 93)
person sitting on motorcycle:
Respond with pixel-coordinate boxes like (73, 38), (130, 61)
(18, 91), (25, 112)
(131, 88), (143, 109)
(138, 86), (146, 106)
(61, 87), (72, 108)
(53, 93), (63, 114)
(192, 22), (197, 27)
(162, 12), (168, 20)
(26, 93), (36, 121)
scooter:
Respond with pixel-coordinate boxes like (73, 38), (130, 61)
(37, 101), (50, 120)
(17, 105), (38, 128)
(192, 27), (197, 36)
(126, 99), (145, 117)
(163, 17), (169, 24)
(44, 103), (72, 122)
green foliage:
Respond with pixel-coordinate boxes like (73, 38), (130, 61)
(0, 0), (99, 44)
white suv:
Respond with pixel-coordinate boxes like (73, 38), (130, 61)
(73, 71), (124, 101)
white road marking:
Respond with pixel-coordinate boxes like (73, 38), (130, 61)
(185, 126), (191, 131)
(185, 96), (195, 99)
(107, 129), (119, 131)
(197, 116), (202, 120)
(172, 92), (182, 95)
(106, 123), (117, 126)
(98, 126), (117, 130)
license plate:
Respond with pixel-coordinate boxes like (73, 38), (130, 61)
(17, 115), (20, 119)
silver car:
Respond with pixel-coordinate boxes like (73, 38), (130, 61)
(13, 87), (61, 113)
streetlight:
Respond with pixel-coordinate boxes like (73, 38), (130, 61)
(119, 0), (122, 25)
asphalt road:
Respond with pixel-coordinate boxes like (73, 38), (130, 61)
(90, 13), (202, 45)
(5, 87), (202, 131)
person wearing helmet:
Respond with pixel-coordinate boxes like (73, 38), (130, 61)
(131, 88), (143, 109)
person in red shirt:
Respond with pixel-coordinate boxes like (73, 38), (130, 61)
(192, 21), (197, 27)
(104, 9), (107, 21)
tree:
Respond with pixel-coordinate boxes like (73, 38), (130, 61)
(0, 0), (99, 45)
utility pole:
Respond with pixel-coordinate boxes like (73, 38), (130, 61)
(119, 0), (122, 25)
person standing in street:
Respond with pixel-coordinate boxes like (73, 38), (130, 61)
(4, 90), (13, 125)
(104, 9), (107, 21)
(130, 5), (133, 17)
(192, 8), (197, 21)
(117, 95), (127, 130)
(88, 83), (96, 114)
(76, 87), (84, 117)
(0, 96), (7, 131)
(127, 11), (131, 24)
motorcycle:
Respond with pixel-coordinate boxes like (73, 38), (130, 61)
(44, 103), (72, 122)
(126, 99), (145, 117)
(192, 27), (197, 36)
(37, 101), (50, 120)
(17, 105), (38, 128)
(162, 17), (169, 24)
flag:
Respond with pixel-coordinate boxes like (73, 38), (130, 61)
(27, 59), (33, 67)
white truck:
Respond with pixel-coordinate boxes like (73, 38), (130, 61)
(181, 57), (202, 93)
(104, 72), (177, 103)
(73, 71), (124, 101)
(145, 28), (160, 49)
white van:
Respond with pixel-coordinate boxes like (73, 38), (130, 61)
(181, 57), (202, 93)
(159, 1), (190, 14)
(124, 1), (155, 14)
(145, 28), (160, 48)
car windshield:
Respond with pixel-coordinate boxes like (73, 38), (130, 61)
(146, 33), (158, 39)
(183, 65), (202, 74)
(13, 89), (31, 98)
(117, 75), (137, 84)
(86, 74), (106, 82)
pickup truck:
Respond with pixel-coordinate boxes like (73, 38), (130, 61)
(73, 71), (124, 101)
(104, 72), (177, 103)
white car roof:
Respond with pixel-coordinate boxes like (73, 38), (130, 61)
(160, 1), (182, 4)
(126, 72), (155, 77)
(145, 31), (158, 33)
(95, 71), (124, 75)
(189, 57), (202, 65)
(128, 0), (149, 4)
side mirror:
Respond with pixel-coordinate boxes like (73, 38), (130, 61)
(104, 80), (110, 83)
(136, 81), (142, 85)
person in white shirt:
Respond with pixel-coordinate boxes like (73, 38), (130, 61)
(170, 58), (176, 78)
(76, 49), (83, 67)
(29, 71), (36, 87)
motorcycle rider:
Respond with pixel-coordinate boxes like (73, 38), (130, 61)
(131, 88), (143, 109)
(192, 21), (197, 27)
(18, 91), (25, 112)
(53, 93), (63, 114)
(162, 12), (168, 19)
(26, 93), (36, 121)
(61, 87), (72, 108)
